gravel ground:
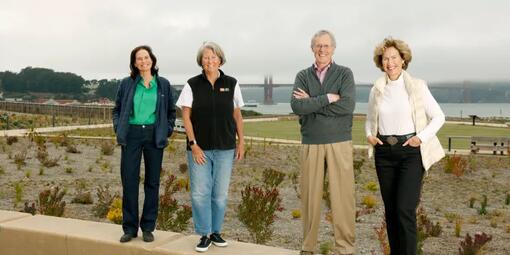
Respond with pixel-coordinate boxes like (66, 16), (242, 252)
(0, 136), (509, 254)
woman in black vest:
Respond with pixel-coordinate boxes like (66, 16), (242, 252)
(176, 41), (245, 252)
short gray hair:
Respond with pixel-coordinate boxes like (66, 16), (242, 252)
(310, 30), (337, 48)
(196, 41), (226, 67)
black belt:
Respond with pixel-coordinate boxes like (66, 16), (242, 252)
(377, 133), (416, 146)
(129, 124), (154, 129)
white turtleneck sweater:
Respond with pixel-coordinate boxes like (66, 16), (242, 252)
(365, 73), (445, 143)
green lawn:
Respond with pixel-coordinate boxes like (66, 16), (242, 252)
(244, 119), (510, 149)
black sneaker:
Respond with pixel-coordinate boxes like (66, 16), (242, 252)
(142, 231), (154, 242)
(210, 233), (228, 247)
(195, 236), (212, 252)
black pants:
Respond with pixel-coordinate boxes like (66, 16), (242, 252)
(120, 125), (163, 235)
(375, 143), (424, 255)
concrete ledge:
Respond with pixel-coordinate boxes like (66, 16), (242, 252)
(153, 235), (298, 255)
(0, 210), (298, 255)
(0, 213), (182, 255)
(0, 210), (31, 223)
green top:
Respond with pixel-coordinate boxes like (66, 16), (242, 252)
(129, 76), (158, 125)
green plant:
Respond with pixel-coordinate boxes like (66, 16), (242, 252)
(505, 193), (510, 206)
(478, 195), (488, 215)
(157, 174), (192, 232)
(38, 186), (66, 217)
(506, 224), (510, 233)
(364, 181), (378, 192)
(237, 185), (283, 244)
(13, 150), (27, 169)
(0, 165), (4, 175)
(24, 170), (31, 178)
(362, 195), (377, 209)
(319, 241), (333, 255)
(39, 167), (44, 175)
(13, 181), (24, 207)
(65, 167), (73, 174)
(444, 212), (461, 223)
(92, 184), (119, 218)
(353, 158), (364, 183)
(469, 197), (476, 208)
(262, 168), (285, 188)
(323, 176), (331, 210)
(455, 218), (463, 237)
(458, 232), (492, 255)
(468, 155), (477, 171)
(100, 140), (115, 156)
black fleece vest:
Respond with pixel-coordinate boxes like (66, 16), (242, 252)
(187, 70), (237, 150)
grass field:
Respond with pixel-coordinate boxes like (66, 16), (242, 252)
(55, 119), (510, 150)
(244, 119), (510, 150)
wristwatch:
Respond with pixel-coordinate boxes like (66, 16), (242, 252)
(188, 140), (196, 146)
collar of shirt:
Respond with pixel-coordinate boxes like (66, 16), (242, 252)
(138, 75), (157, 89)
(313, 62), (332, 84)
(385, 72), (404, 86)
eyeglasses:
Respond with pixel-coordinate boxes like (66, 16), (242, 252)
(313, 44), (332, 50)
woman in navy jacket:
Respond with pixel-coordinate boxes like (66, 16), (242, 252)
(112, 45), (175, 243)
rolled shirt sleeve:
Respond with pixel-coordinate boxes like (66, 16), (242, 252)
(175, 83), (193, 109)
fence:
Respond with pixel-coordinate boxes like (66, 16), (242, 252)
(0, 101), (113, 121)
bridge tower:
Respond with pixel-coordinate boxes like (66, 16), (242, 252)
(263, 74), (274, 105)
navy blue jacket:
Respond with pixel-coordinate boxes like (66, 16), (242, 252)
(112, 75), (176, 148)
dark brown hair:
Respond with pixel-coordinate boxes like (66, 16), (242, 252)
(129, 45), (158, 79)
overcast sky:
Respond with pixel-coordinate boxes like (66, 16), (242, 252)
(1, 0), (509, 84)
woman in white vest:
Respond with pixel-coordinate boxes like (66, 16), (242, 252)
(365, 37), (445, 255)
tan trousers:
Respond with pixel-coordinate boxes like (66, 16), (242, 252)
(300, 141), (355, 254)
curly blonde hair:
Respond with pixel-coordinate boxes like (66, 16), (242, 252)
(373, 37), (412, 72)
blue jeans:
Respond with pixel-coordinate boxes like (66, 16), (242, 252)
(187, 149), (235, 236)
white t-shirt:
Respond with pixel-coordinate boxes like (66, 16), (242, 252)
(175, 82), (245, 109)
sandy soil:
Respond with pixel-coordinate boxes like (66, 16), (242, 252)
(0, 136), (509, 254)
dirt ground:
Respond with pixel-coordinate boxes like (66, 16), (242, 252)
(0, 136), (509, 254)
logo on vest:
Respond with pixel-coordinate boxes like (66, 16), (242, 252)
(219, 88), (230, 92)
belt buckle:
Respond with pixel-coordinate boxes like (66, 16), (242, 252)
(386, 136), (398, 146)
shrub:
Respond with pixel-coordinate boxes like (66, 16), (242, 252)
(50, 133), (70, 147)
(22, 201), (37, 215)
(364, 181), (378, 192)
(13, 150), (27, 169)
(319, 241), (333, 255)
(71, 179), (93, 204)
(175, 177), (190, 192)
(444, 212), (461, 223)
(65, 167), (73, 174)
(458, 232), (492, 255)
(6, 136), (18, 145)
(178, 163), (188, 174)
(417, 206), (442, 252)
(100, 140), (115, 156)
(353, 158), (364, 183)
(106, 198), (123, 224)
(92, 184), (119, 218)
(505, 193), (510, 206)
(157, 174), (192, 232)
(262, 168), (285, 188)
(38, 186), (66, 217)
(362, 195), (377, 209)
(444, 153), (467, 177)
(238, 185), (283, 244)
(291, 209), (301, 219)
(374, 218), (390, 255)
(65, 143), (81, 154)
